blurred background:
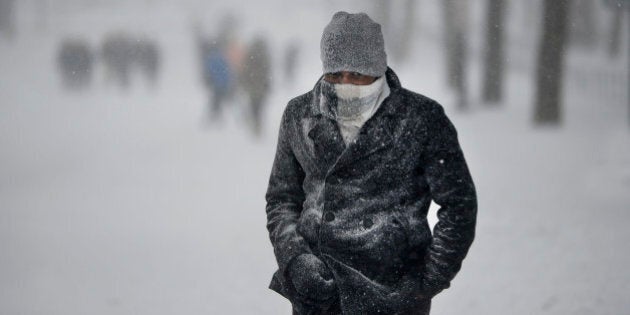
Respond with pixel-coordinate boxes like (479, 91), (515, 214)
(0, 0), (628, 314)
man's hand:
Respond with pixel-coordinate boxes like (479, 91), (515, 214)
(287, 254), (337, 301)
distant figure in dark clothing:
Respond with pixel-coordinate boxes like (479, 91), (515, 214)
(134, 38), (161, 88)
(265, 12), (477, 315)
(100, 33), (161, 90)
(57, 39), (93, 89)
(241, 36), (272, 137)
(101, 33), (134, 90)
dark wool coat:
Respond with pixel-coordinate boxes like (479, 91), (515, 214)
(266, 68), (477, 315)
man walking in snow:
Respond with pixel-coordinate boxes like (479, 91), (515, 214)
(265, 11), (477, 315)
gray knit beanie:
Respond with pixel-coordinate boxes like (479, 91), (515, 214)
(320, 11), (387, 78)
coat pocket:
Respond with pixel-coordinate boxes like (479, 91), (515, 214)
(344, 211), (411, 284)
(323, 255), (430, 315)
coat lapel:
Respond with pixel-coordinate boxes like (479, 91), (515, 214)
(333, 98), (397, 171)
(303, 77), (347, 174)
(307, 115), (346, 173)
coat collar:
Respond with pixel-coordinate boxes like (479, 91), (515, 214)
(304, 68), (402, 174)
(307, 67), (402, 118)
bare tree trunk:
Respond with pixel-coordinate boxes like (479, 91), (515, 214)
(602, 0), (630, 127)
(482, 0), (507, 104)
(0, 0), (16, 39)
(393, 0), (417, 63)
(35, 0), (51, 32)
(443, 0), (469, 110)
(534, 0), (570, 125)
(373, 0), (391, 39)
(443, 0), (457, 88)
(569, 0), (598, 49)
(608, 6), (622, 57)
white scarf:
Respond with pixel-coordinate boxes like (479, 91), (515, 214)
(334, 76), (386, 120)
(323, 76), (389, 145)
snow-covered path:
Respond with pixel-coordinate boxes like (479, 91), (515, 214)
(1, 1), (629, 314)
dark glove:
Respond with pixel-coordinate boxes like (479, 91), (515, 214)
(287, 253), (337, 302)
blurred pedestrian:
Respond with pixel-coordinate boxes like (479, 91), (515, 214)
(241, 36), (272, 137)
(218, 15), (245, 86)
(201, 37), (235, 122)
(101, 32), (134, 90)
(265, 11), (477, 315)
(134, 38), (161, 88)
(57, 38), (93, 89)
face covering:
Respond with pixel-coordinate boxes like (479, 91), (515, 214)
(333, 76), (385, 119)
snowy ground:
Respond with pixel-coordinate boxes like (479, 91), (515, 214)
(1, 1), (629, 314)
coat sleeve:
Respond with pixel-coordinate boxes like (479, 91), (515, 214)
(265, 107), (312, 279)
(420, 104), (477, 297)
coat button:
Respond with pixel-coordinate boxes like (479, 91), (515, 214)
(324, 212), (335, 222)
(363, 218), (374, 229)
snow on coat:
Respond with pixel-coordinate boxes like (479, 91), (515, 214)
(265, 68), (477, 315)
